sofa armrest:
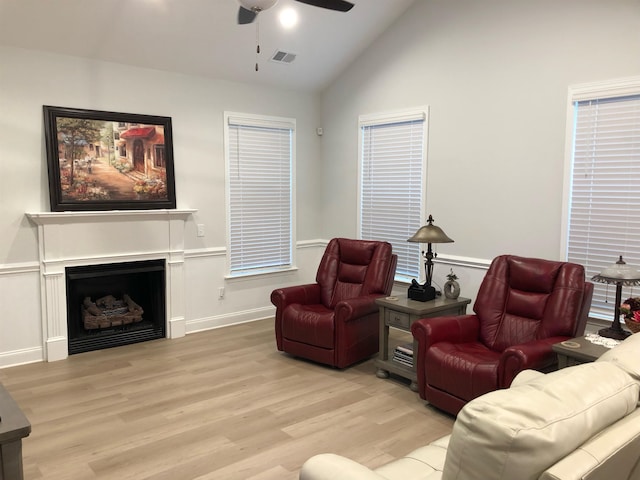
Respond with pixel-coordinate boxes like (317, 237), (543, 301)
(539, 409), (640, 480)
(300, 454), (385, 480)
(499, 336), (569, 388)
(444, 362), (639, 480)
(510, 369), (545, 387)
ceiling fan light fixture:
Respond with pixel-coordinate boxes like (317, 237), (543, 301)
(237, 0), (353, 24)
(238, 0), (278, 12)
(279, 7), (298, 28)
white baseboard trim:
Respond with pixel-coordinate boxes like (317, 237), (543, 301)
(186, 306), (275, 334)
(0, 346), (44, 369)
(168, 316), (187, 338)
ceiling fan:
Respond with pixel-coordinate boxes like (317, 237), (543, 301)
(237, 0), (354, 25)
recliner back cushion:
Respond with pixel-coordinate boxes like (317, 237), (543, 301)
(474, 255), (587, 351)
(316, 238), (392, 308)
(442, 362), (639, 480)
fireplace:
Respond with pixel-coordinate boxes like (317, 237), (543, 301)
(66, 259), (166, 354)
(26, 209), (195, 362)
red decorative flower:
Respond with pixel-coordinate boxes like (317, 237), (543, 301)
(621, 297), (640, 324)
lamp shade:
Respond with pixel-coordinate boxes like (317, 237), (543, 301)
(407, 215), (454, 244)
(591, 255), (640, 286)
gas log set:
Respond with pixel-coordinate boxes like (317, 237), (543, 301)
(82, 294), (144, 330)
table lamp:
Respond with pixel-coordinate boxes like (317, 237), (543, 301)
(407, 215), (453, 301)
(591, 255), (640, 340)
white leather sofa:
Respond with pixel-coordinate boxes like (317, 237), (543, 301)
(300, 332), (640, 480)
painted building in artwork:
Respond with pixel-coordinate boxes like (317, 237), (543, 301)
(116, 123), (166, 177)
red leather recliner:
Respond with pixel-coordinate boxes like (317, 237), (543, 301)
(271, 238), (397, 368)
(411, 255), (594, 416)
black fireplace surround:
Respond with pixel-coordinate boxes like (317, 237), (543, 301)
(66, 259), (166, 355)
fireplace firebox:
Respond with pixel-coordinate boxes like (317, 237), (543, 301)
(66, 259), (166, 354)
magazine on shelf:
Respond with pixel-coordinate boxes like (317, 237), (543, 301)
(395, 342), (413, 355)
(393, 350), (413, 361)
(392, 352), (413, 367)
(393, 350), (413, 362)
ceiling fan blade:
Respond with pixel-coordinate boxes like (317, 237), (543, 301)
(238, 6), (257, 24)
(294, 0), (354, 12)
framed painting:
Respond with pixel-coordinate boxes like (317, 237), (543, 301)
(43, 106), (176, 211)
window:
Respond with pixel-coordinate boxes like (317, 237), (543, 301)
(563, 77), (640, 320)
(225, 112), (295, 276)
(359, 108), (428, 282)
(154, 145), (165, 168)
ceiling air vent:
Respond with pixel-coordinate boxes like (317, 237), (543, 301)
(270, 50), (297, 64)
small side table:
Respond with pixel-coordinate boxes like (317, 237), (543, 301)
(374, 295), (471, 391)
(552, 336), (610, 368)
(0, 383), (31, 480)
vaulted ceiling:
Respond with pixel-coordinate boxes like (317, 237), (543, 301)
(0, 0), (416, 92)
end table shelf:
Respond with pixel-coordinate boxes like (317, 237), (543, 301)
(374, 295), (471, 391)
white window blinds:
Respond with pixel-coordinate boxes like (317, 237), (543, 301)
(567, 92), (640, 318)
(226, 113), (294, 276)
(359, 108), (428, 282)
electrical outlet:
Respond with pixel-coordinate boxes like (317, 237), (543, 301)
(197, 224), (205, 237)
(218, 287), (225, 299)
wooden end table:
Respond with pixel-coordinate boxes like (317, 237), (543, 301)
(374, 295), (471, 391)
(0, 384), (31, 479)
(552, 336), (610, 368)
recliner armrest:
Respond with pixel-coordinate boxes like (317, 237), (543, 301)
(334, 295), (383, 323)
(499, 336), (570, 388)
(411, 315), (481, 400)
(270, 283), (322, 310)
(411, 314), (480, 348)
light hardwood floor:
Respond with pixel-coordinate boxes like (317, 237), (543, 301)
(0, 319), (454, 480)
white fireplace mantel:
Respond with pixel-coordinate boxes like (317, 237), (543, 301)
(26, 209), (196, 361)
(27, 209), (195, 224)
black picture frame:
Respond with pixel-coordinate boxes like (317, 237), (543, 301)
(43, 106), (176, 211)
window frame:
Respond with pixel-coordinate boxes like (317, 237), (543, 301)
(224, 111), (296, 278)
(561, 75), (640, 320)
(358, 107), (429, 283)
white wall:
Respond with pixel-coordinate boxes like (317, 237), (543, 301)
(0, 46), (324, 259)
(0, 46), (325, 366)
(321, 0), (640, 301)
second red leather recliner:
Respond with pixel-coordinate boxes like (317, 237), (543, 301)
(411, 255), (593, 416)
